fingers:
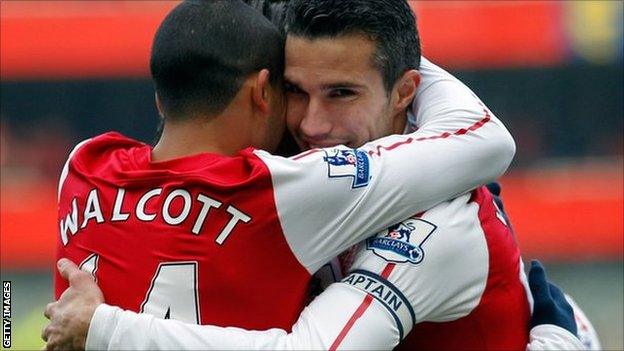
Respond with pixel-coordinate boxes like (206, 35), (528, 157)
(45, 339), (57, 351)
(57, 258), (79, 280)
(41, 320), (63, 350)
(44, 302), (55, 320)
(547, 282), (565, 301)
(41, 323), (50, 342)
(547, 282), (574, 315)
(529, 260), (546, 285)
(42, 309), (59, 349)
(486, 182), (501, 196)
(41, 324), (57, 348)
(528, 260), (551, 302)
(58, 258), (92, 288)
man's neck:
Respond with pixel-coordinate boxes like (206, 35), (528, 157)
(152, 117), (249, 162)
(393, 110), (408, 134)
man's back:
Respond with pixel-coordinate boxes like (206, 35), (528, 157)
(56, 132), (310, 330)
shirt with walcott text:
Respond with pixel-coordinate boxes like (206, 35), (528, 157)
(56, 105), (514, 332)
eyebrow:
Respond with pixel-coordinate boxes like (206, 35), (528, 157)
(321, 82), (365, 90)
(284, 78), (300, 88)
(284, 79), (365, 92)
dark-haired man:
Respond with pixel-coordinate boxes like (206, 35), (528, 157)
(280, 2), (532, 349)
(267, 1), (595, 349)
(44, 0), (520, 349)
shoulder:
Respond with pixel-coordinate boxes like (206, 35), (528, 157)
(57, 132), (144, 199)
(356, 192), (490, 275)
(411, 57), (488, 124)
(418, 191), (481, 229)
(65, 132), (144, 167)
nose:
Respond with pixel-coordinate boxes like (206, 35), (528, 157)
(297, 98), (332, 144)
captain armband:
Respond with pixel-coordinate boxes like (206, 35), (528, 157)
(341, 270), (415, 340)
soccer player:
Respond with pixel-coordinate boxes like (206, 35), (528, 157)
(245, 0), (533, 349)
(47, 0), (517, 349)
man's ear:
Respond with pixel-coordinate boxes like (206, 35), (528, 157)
(392, 69), (420, 113)
(252, 69), (271, 115)
(155, 92), (165, 118)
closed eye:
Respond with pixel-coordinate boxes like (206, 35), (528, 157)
(285, 82), (304, 95)
(328, 88), (357, 98)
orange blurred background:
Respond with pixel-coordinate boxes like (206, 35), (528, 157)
(1, 0), (622, 269)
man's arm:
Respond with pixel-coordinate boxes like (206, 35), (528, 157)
(45, 259), (588, 351)
(256, 101), (515, 273)
(86, 264), (588, 351)
(46, 259), (401, 350)
(45, 199), (588, 351)
(86, 283), (396, 350)
(44, 258), (391, 350)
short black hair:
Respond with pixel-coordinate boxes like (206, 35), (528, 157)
(243, 0), (289, 33)
(285, 0), (420, 92)
(151, 0), (285, 120)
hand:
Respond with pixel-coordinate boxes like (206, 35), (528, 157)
(486, 182), (513, 228)
(486, 182), (506, 213)
(529, 260), (578, 336)
(42, 258), (105, 350)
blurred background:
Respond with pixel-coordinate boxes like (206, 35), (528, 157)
(1, 1), (622, 349)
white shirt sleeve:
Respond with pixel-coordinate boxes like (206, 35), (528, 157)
(86, 283), (400, 351)
(86, 283), (586, 351)
(565, 294), (601, 350)
(527, 325), (587, 350)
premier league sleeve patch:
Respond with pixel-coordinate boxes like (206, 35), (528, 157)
(366, 218), (436, 264)
(323, 148), (371, 188)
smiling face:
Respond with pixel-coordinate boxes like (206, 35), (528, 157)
(284, 34), (403, 150)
